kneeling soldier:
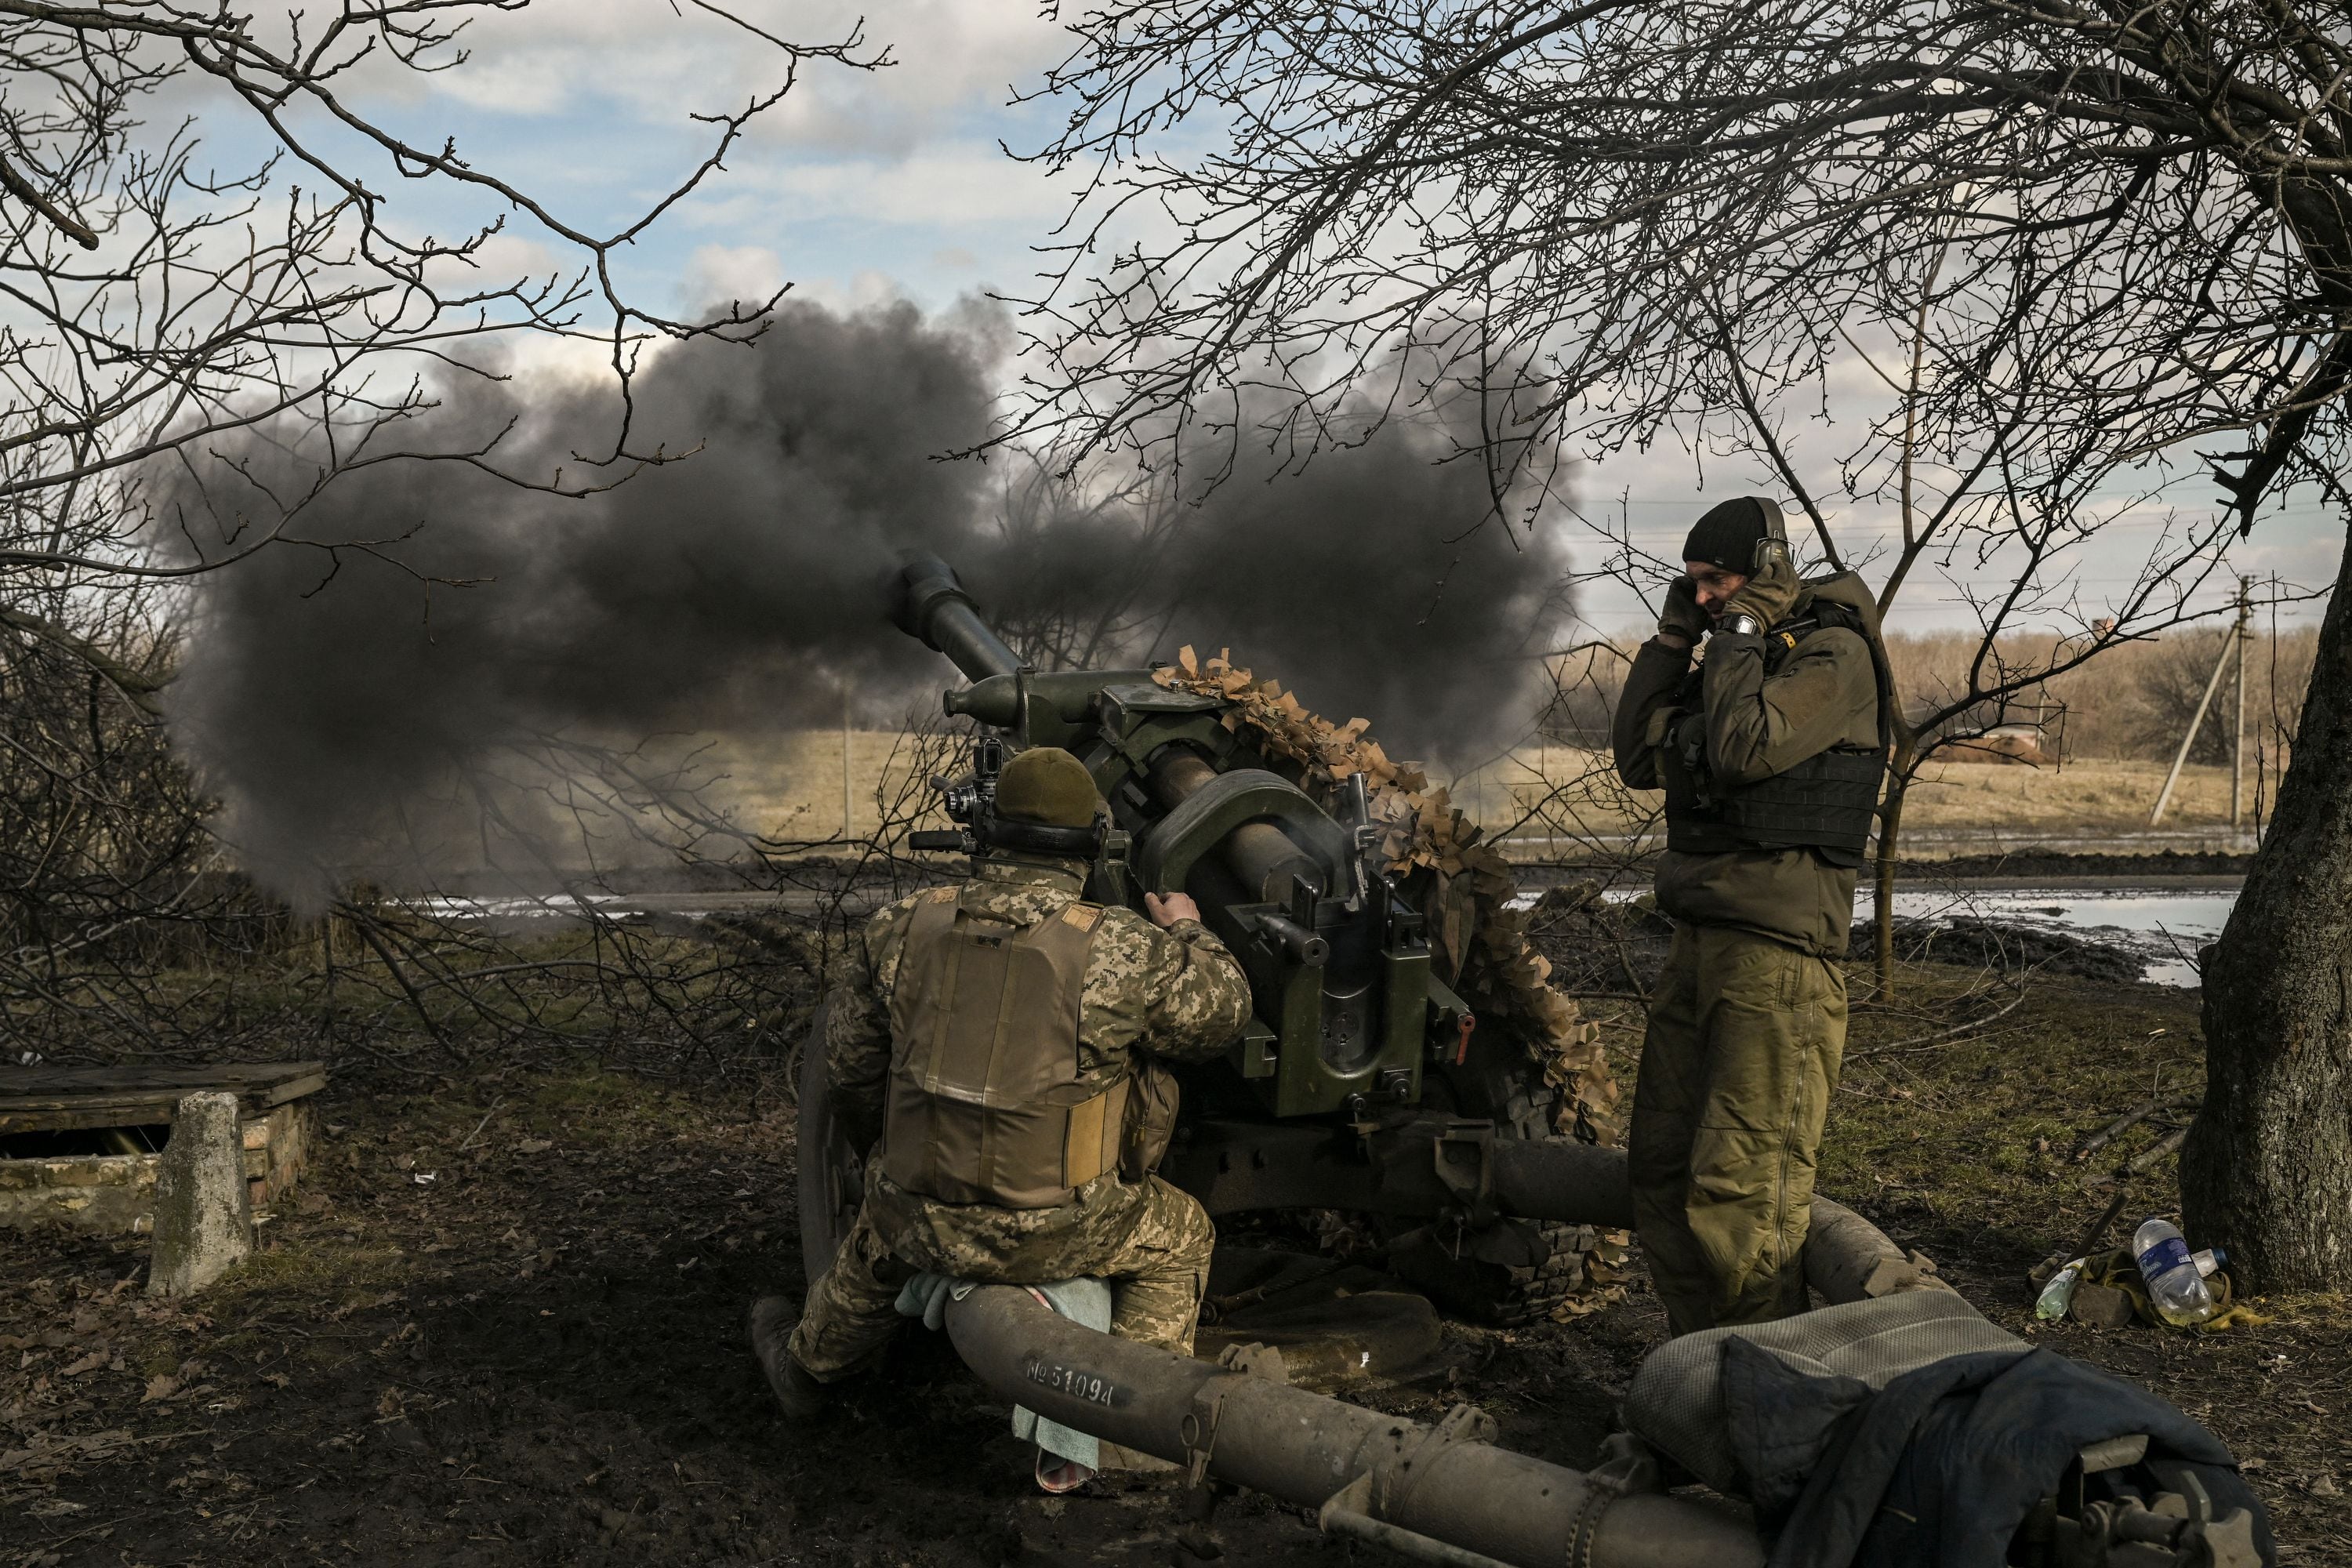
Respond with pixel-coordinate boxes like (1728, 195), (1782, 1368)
(750, 746), (1254, 1416)
(1610, 498), (1889, 1335)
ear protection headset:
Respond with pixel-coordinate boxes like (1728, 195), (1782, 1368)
(908, 737), (1112, 860)
(1719, 502), (1794, 637)
(976, 811), (1108, 861)
(1752, 500), (1791, 574)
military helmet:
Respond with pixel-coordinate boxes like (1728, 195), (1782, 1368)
(985, 747), (1104, 862)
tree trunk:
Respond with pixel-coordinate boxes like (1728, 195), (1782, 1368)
(1873, 755), (1915, 1001)
(2182, 528), (2352, 1294)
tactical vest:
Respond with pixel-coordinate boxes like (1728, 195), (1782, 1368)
(1659, 602), (1889, 870)
(882, 884), (1172, 1209)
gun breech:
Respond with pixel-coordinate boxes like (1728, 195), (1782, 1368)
(1148, 750), (1325, 905)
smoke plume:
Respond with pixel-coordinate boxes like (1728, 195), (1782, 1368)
(165, 300), (1571, 898)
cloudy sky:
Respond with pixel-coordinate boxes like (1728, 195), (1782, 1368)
(299, 2), (1083, 324)
(276, 0), (2341, 642)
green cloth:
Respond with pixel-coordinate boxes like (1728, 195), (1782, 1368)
(1630, 924), (1848, 1336)
(789, 1165), (1214, 1382)
(1613, 571), (1884, 956)
(895, 1272), (1112, 1469)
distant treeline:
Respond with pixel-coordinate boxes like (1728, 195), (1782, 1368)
(1886, 627), (2316, 765)
(1540, 625), (2316, 768)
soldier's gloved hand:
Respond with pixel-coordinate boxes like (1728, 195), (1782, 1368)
(1656, 576), (1709, 646)
(1721, 545), (1800, 630)
(1145, 891), (1202, 929)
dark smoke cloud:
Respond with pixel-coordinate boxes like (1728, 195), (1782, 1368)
(971, 413), (1573, 755)
(169, 300), (1000, 898)
(166, 300), (1571, 898)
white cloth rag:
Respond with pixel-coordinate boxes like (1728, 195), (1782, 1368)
(894, 1272), (1113, 1471)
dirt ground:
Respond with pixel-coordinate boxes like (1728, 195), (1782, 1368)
(5, 958), (2349, 1566)
(1, 1064), (1626, 1567)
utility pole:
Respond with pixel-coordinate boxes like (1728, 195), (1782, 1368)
(2230, 575), (2249, 835)
(841, 688), (855, 840)
(2151, 580), (2254, 828)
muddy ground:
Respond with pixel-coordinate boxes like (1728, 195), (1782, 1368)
(5, 952), (2349, 1566)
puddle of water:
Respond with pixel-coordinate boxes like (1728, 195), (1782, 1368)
(448, 885), (2241, 986)
(409, 893), (617, 919)
(1860, 888), (2232, 987)
(1513, 884), (2237, 987)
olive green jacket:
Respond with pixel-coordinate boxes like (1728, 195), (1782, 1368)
(1610, 572), (1884, 956)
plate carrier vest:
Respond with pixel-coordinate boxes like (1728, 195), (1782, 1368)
(1659, 601), (1891, 869)
(882, 884), (1174, 1209)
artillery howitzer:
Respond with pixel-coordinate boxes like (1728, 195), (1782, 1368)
(799, 556), (1614, 1322)
(793, 566), (2269, 1568)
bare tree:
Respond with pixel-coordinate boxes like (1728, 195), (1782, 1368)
(1685, 255), (2270, 999)
(2124, 628), (2246, 768)
(4, 5), (874, 581)
(1012, 0), (2352, 1290)
(0, 3), (879, 1061)
(1016, 5), (2343, 499)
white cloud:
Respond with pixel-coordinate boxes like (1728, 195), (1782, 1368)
(681, 244), (788, 314)
(260, 1), (2336, 641)
(313, 0), (1078, 299)
(699, 143), (1073, 230)
(373, 1), (1070, 162)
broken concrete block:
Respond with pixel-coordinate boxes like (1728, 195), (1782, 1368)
(147, 1091), (251, 1297)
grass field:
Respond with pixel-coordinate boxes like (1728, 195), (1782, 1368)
(687, 728), (2263, 855)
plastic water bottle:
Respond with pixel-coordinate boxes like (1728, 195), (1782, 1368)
(2133, 1218), (2219, 1326)
(2193, 1247), (2227, 1278)
(2034, 1259), (2085, 1320)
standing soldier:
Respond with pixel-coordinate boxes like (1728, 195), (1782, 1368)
(750, 746), (1254, 1430)
(1610, 497), (1889, 1335)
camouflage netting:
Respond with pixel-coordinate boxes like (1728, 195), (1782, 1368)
(1152, 648), (1623, 1147)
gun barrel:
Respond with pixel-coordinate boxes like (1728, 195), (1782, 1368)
(893, 555), (1021, 681)
(1149, 751), (1326, 904)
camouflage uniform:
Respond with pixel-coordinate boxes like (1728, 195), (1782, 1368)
(1612, 572), (1883, 1334)
(789, 854), (1252, 1379)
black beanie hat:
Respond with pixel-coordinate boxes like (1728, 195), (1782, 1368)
(1682, 497), (1780, 572)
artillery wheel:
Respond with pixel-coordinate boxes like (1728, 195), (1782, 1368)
(1382, 1036), (1591, 1326)
(796, 1000), (864, 1283)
